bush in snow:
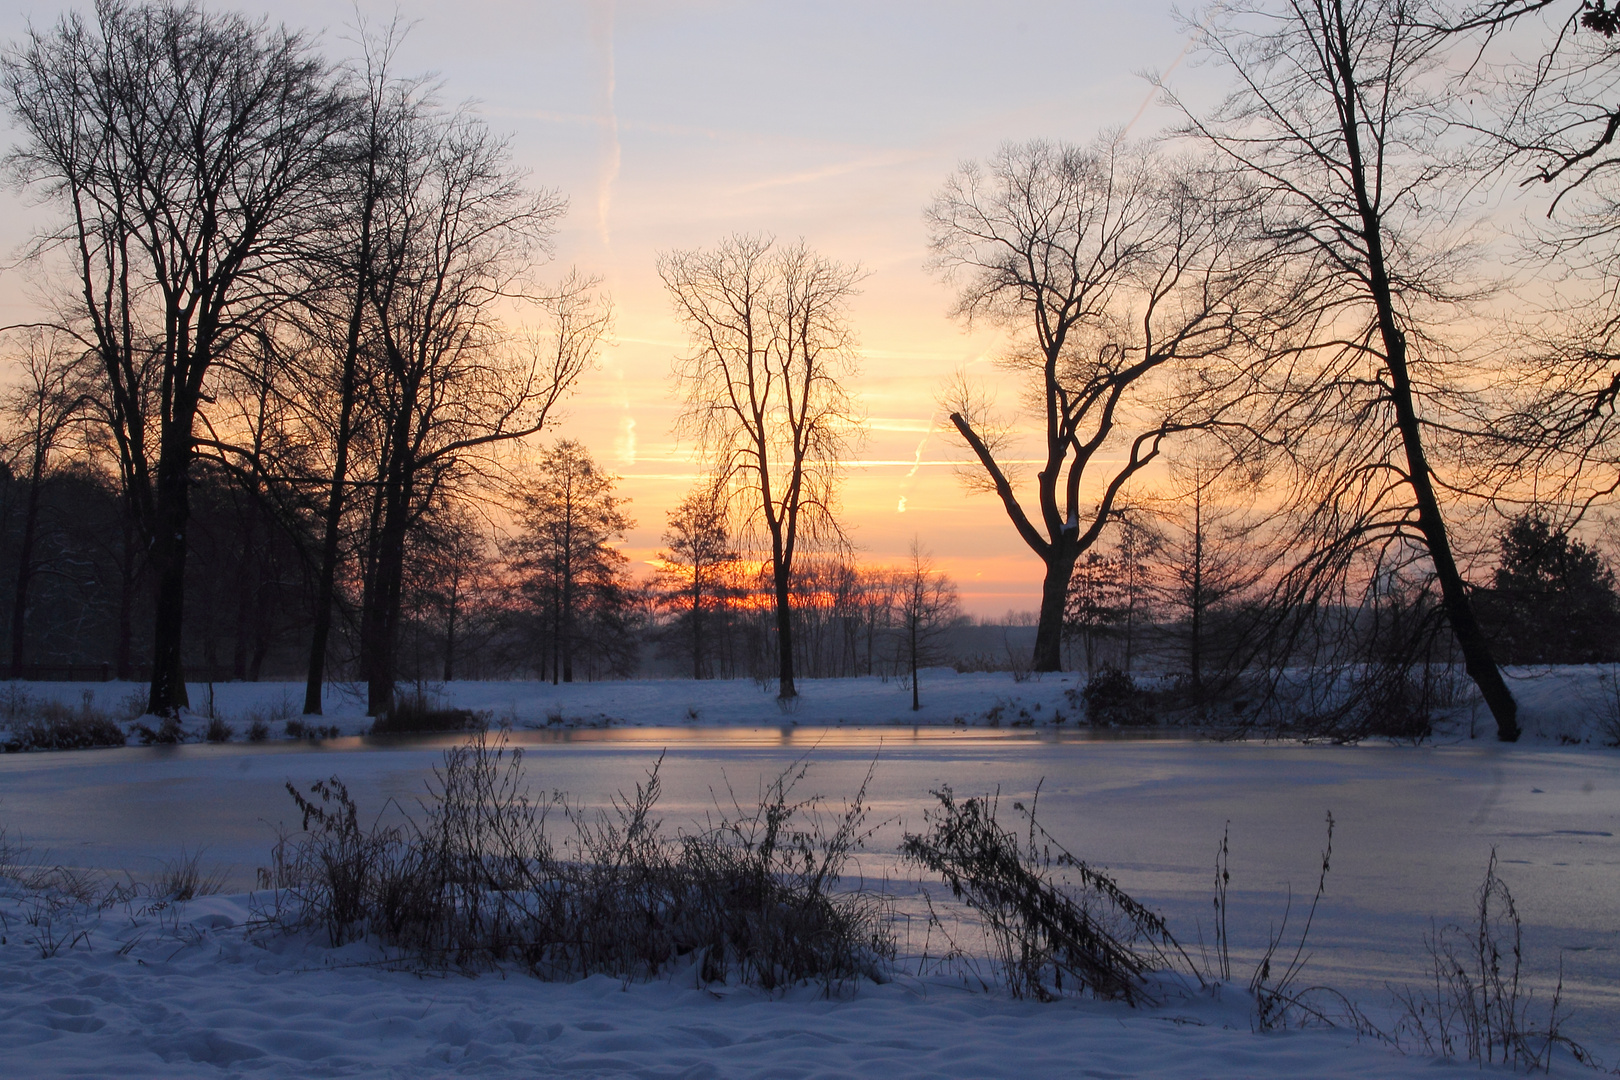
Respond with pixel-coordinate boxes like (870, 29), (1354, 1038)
(369, 688), (484, 735)
(1077, 665), (1155, 727)
(258, 734), (893, 993)
(1, 690), (126, 752)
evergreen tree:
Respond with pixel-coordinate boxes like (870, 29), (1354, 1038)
(510, 441), (637, 682)
(1480, 515), (1620, 664)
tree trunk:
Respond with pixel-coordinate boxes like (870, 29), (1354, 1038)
(773, 561), (797, 698)
(1033, 550), (1074, 673)
(551, 570), (562, 686)
(147, 424), (192, 716)
(1190, 481), (1204, 702)
(10, 457), (44, 674)
(1390, 347), (1520, 740)
(116, 511), (138, 681)
(360, 460), (410, 716)
(561, 543), (574, 684)
(1330, 24), (1519, 741)
(231, 493), (258, 681)
(362, 506), (407, 716)
(910, 620), (919, 711)
(303, 202), (372, 714)
(691, 577), (704, 680)
(442, 571), (458, 682)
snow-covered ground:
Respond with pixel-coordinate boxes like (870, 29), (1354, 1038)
(0, 888), (1560, 1079)
(3, 670), (1618, 1077)
(4, 670), (1093, 741)
(4, 663), (1620, 743)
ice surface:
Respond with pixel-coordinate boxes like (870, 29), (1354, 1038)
(1, 672), (1617, 1076)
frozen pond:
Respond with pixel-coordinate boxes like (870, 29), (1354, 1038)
(2, 727), (1617, 1048)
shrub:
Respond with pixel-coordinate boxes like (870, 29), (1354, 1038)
(1590, 665), (1620, 747)
(135, 717), (184, 744)
(0, 684), (35, 720)
(285, 718), (341, 740)
(258, 736), (894, 992)
(3, 692), (128, 752)
(369, 689), (484, 735)
(1076, 665), (1154, 727)
(246, 719), (270, 742)
(204, 717), (234, 743)
(900, 786), (1191, 1003)
(241, 697), (297, 734)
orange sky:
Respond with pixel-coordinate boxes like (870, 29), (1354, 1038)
(0, 0), (1219, 615)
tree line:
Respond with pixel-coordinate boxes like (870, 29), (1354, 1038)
(4, 0), (1620, 737)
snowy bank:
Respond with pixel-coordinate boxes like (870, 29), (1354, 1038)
(4, 665), (1620, 746)
(0, 887), (1551, 1080)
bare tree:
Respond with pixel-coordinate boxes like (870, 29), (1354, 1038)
(659, 235), (863, 699)
(1169, 0), (1522, 739)
(1435, 4), (1620, 519)
(856, 564), (900, 676)
(1444, 1), (1620, 199)
(296, 20), (425, 715)
(1064, 550), (1123, 674)
(350, 92), (597, 713)
(399, 501), (499, 683)
(895, 540), (960, 711)
(929, 139), (1265, 673)
(3, 0), (348, 714)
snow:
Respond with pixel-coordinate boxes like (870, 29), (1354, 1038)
(0, 888), (1530, 1079)
(4, 664), (1620, 744)
(1, 670), (1089, 740)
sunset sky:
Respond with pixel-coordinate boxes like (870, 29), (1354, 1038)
(0, 0), (1222, 615)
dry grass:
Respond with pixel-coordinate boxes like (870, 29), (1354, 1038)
(256, 735), (894, 992)
(900, 785), (1194, 1004)
(1393, 852), (1591, 1071)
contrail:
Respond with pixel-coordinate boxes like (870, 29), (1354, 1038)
(1118, 4), (1223, 142)
(905, 413), (937, 481)
(592, 0), (620, 247)
(896, 412), (937, 513)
